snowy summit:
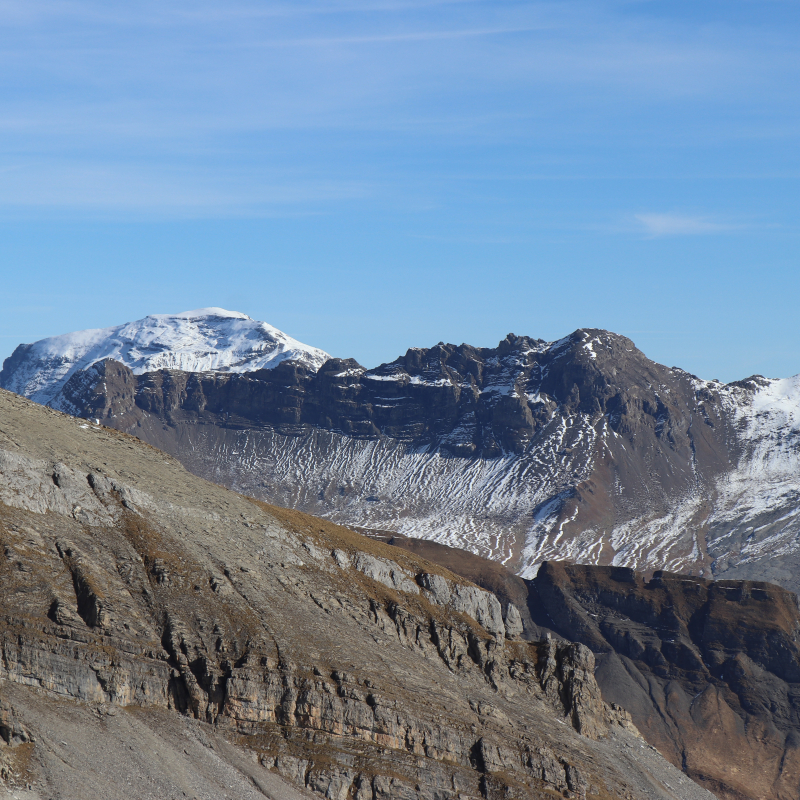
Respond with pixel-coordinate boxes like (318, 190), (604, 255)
(0, 308), (331, 405)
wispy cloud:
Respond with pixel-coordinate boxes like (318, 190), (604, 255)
(252, 25), (549, 47)
(634, 213), (739, 237)
(0, 0), (797, 216)
(0, 161), (371, 217)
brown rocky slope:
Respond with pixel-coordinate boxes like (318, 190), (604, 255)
(381, 534), (800, 800)
(0, 388), (712, 800)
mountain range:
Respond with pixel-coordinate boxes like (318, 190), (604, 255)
(4, 308), (798, 593)
(3, 309), (800, 799)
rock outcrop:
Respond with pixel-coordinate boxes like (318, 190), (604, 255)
(381, 533), (800, 800)
(530, 563), (800, 800)
(0, 388), (713, 800)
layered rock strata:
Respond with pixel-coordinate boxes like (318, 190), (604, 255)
(382, 533), (800, 800)
(0, 389), (713, 800)
(531, 563), (800, 800)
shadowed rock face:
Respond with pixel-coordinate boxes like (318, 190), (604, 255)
(49, 329), (731, 463)
(529, 563), (800, 800)
(0, 389), (713, 800)
(380, 533), (800, 800)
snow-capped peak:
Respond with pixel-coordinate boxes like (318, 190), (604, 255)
(0, 308), (331, 405)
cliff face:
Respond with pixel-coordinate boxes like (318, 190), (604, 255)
(0, 388), (712, 800)
(530, 564), (800, 800)
(53, 328), (732, 462)
(380, 533), (800, 800)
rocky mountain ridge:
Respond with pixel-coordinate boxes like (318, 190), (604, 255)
(0, 388), (713, 800)
(17, 324), (800, 594)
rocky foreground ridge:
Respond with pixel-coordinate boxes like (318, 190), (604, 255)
(379, 533), (800, 800)
(17, 326), (800, 593)
(0, 389), (713, 800)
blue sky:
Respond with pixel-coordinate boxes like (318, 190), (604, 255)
(1, 0), (798, 381)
